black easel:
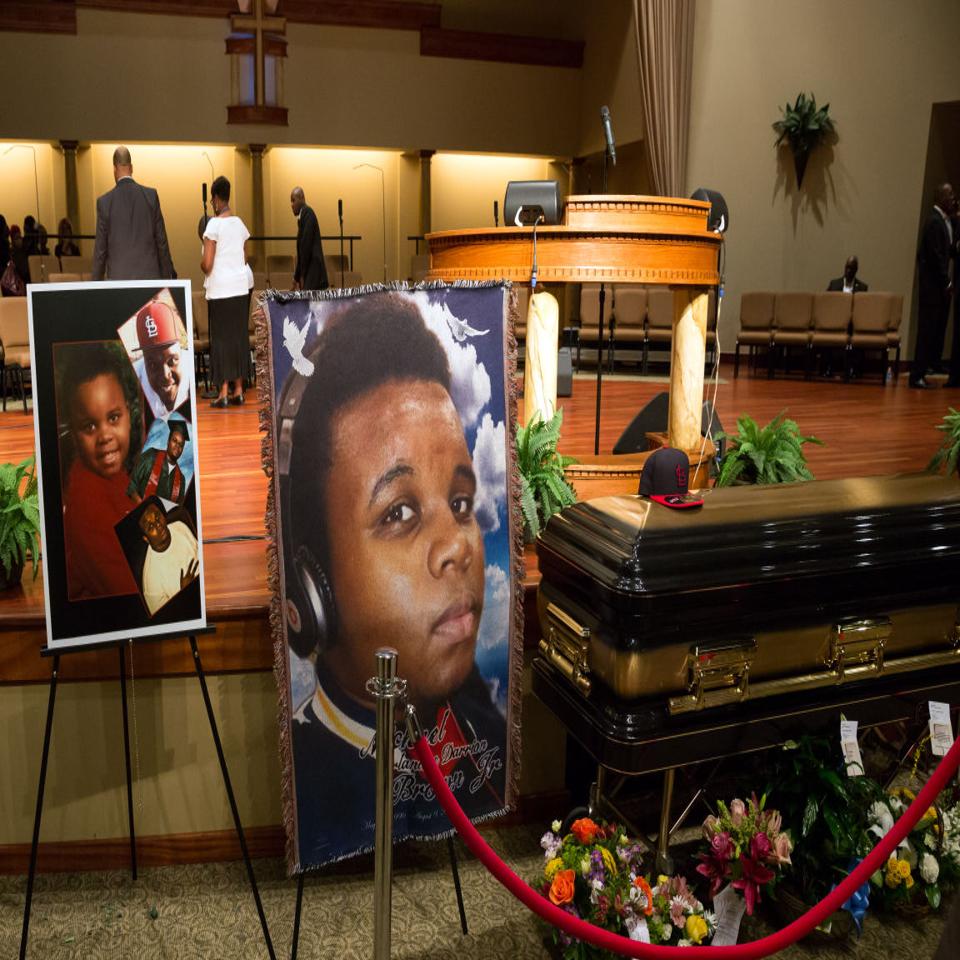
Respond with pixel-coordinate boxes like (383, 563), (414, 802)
(593, 150), (611, 455)
(20, 629), (276, 960)
(288, 830), (469, 958)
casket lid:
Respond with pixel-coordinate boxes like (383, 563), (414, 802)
(537, 474), (960, 597)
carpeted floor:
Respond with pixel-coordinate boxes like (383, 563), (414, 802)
(0, 823), (951, 959)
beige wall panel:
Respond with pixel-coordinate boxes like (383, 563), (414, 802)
(0, 673), (282, 845)
(0, 12), (581, 158)
(0, 143), (63, 243)
(686, 0), (960, 354)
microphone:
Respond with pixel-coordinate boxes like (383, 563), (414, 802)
(493, 200), (499, 227)
(338, 198), (343, 224)
(600, 105), (617, 166)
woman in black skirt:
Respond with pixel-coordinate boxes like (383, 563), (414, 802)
(200, 176), (253, 407)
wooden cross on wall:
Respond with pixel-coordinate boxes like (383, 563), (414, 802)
(231, 0), (285, 108)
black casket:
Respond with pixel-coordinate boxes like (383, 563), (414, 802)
(536, 474), (960, 719)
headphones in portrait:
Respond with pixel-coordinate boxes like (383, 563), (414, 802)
(276, 348), (337, 659)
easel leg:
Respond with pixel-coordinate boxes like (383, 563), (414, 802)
(189, 635), (276, 960)
(290, 872), (305, 960)
(20, 654), (60, 960)
(446, 836), (468, 936)
(118, 643), (137, 881)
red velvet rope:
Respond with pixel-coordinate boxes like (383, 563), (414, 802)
(413, 733), (960, 958)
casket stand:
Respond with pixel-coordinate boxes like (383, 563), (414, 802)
(533, 474), (960, 871)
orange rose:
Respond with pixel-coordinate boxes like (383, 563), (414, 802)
(549, 868), (576, 906)
(570, 818), (599, 845)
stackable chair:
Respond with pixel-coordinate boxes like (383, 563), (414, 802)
(642, 287), (673, 375)
(771, 292), (813, 378)
(0, 297), (32, 412)
(810, 292), (852, 379)
(191, 290), (210, 390)
(27, 255), (60, 282)
(267, 271), (295, 291)
(608, 286), (646, 371)
(850, 292), (896, 385)
(266, 254), (294, 277)
(58, 255), (92, 275)
(47, 272), (82, 284)
(887, 294), (904, 381)
(734, 292), (775, 378)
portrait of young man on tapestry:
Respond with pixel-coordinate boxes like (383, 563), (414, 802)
(264, 285), (521, 871)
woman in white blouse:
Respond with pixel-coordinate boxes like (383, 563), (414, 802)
(200, 176), (254, 407)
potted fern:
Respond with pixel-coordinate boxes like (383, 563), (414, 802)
(716, 412), (823, 487)
(0, 456), (42, 588)
(516, 409), (577, 541)
(773, 92), (835, 188)
(927, 408), (960, 477)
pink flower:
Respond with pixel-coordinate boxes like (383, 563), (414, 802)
(670, 897), (686, 927)
(702, 814), (720, 837)
(750, 832), (772, 862)
(696, 857), (732, 898)
(765, 810), (782, 835)
(710, 832), (734, 861)
(733, 854), (775, 916)
(773, 832), (793, 865)
(729, 799), (746, 826)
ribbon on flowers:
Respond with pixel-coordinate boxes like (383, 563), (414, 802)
(411, 731), (960, 959)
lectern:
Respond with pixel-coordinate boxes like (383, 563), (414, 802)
(425, 195), (721, 459)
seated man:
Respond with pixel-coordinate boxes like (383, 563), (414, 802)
(138, 500), (198, 616)
(128, 419), (189, 505)
(827, 255), (868, 292)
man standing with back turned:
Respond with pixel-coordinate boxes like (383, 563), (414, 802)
(92, 146), (175, 281)
(290, 186), (329, 291)
(911, 183), (956, 388)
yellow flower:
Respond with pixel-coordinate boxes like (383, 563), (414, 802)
(599, 847), (618, 876)
(885, 871), (900, 889)
(658, 875), (670, 887)
(905, 874), (915, 889)
(545, 858), (564, 881)
(897, 860), (912, 880)
(685, 915), (709, 945)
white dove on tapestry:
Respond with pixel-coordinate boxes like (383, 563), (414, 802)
(283, 315), (314, 376)
(445, 313), (489, 343)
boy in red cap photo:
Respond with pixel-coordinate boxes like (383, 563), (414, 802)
(128, 298), (193, 419)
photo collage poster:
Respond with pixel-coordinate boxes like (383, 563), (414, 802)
(259, 284), (522, 871)
(29, 281), (206, 647)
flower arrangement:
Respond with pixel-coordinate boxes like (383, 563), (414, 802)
(534, 817), (715, 957)
(868, 787), (960, 912)
(696, 795), (792, 915)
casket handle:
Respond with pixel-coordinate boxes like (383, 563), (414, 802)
(828, 617), (891, 681)
(539, 602), (592, 695)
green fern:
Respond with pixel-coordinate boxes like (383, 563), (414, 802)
(0, 456), (41, 581)
(515, 410), (578, 538)
(772, 92), (835, 151)
(715, 412), (823, 487)
(927, 407), (960, 477)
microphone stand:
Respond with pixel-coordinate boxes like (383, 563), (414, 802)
(338, 200), (345, 289)
(594, 148), (611, 455)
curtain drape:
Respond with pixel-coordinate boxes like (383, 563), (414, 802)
(633, 0), (696, 197)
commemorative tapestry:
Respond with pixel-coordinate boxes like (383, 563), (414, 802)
(29, 281), (206, 647)
(258, 283), (522, 871)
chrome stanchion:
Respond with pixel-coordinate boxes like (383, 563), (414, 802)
(366, 648), (406, 960)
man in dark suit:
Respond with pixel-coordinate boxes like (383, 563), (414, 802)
(911, 183), (956, 388)
(91, 147), (175, 281)
(290, 186), (329, 291)
(948, 211), (960, 389)
(827, 256), (868, 292)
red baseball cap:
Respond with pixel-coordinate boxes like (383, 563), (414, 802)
(136, 301), (178, 350)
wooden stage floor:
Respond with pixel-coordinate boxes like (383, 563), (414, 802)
(1, 367), (957, 681)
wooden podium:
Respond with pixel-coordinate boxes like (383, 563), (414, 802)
(425, 195), (722, 455)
